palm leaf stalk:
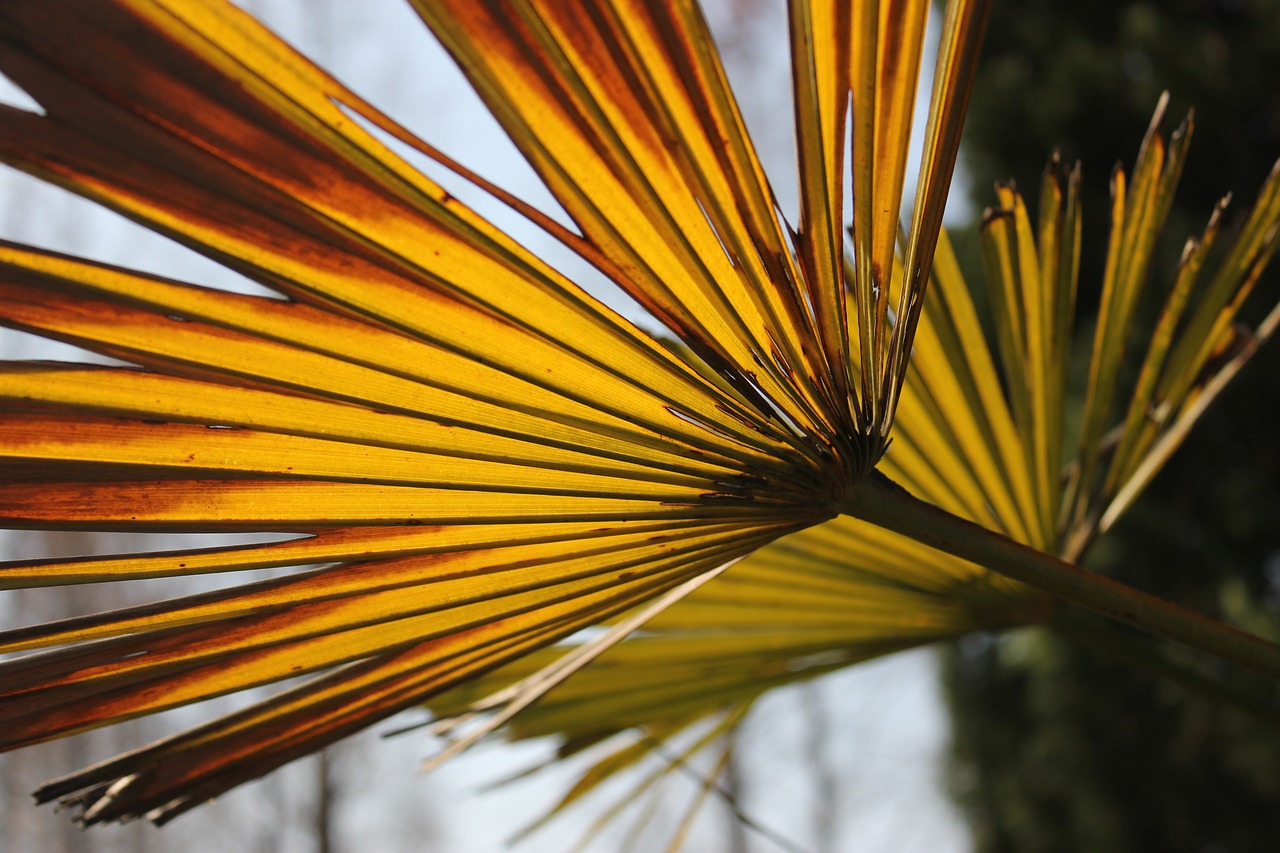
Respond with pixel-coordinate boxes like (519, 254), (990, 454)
(0, 0), (1275, 832)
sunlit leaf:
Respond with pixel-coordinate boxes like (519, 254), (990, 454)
(0, 0), (983, 824)
(0, 0), (1276, 842)
(433, 102), (1280, 834)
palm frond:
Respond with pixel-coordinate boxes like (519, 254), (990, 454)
(0, 0), (988, 824)
(0, 0), (1276, 837)
(425, 104), (1280, 832)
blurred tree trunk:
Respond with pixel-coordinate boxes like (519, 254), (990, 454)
(313, 750), (339, 853)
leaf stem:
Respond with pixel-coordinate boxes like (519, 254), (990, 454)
(838, 471), (1280, 683)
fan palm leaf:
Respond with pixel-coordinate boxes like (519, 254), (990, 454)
(430, 111), (1280, 840)
(0, 0), (1276, 832)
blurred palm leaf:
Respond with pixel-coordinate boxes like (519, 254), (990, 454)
(424, 103), (1280, 844)
(0, 0), (1276, 837)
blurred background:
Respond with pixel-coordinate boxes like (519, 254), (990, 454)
(1, 1), (1277, 851)
(944, 2), (1280, 851)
